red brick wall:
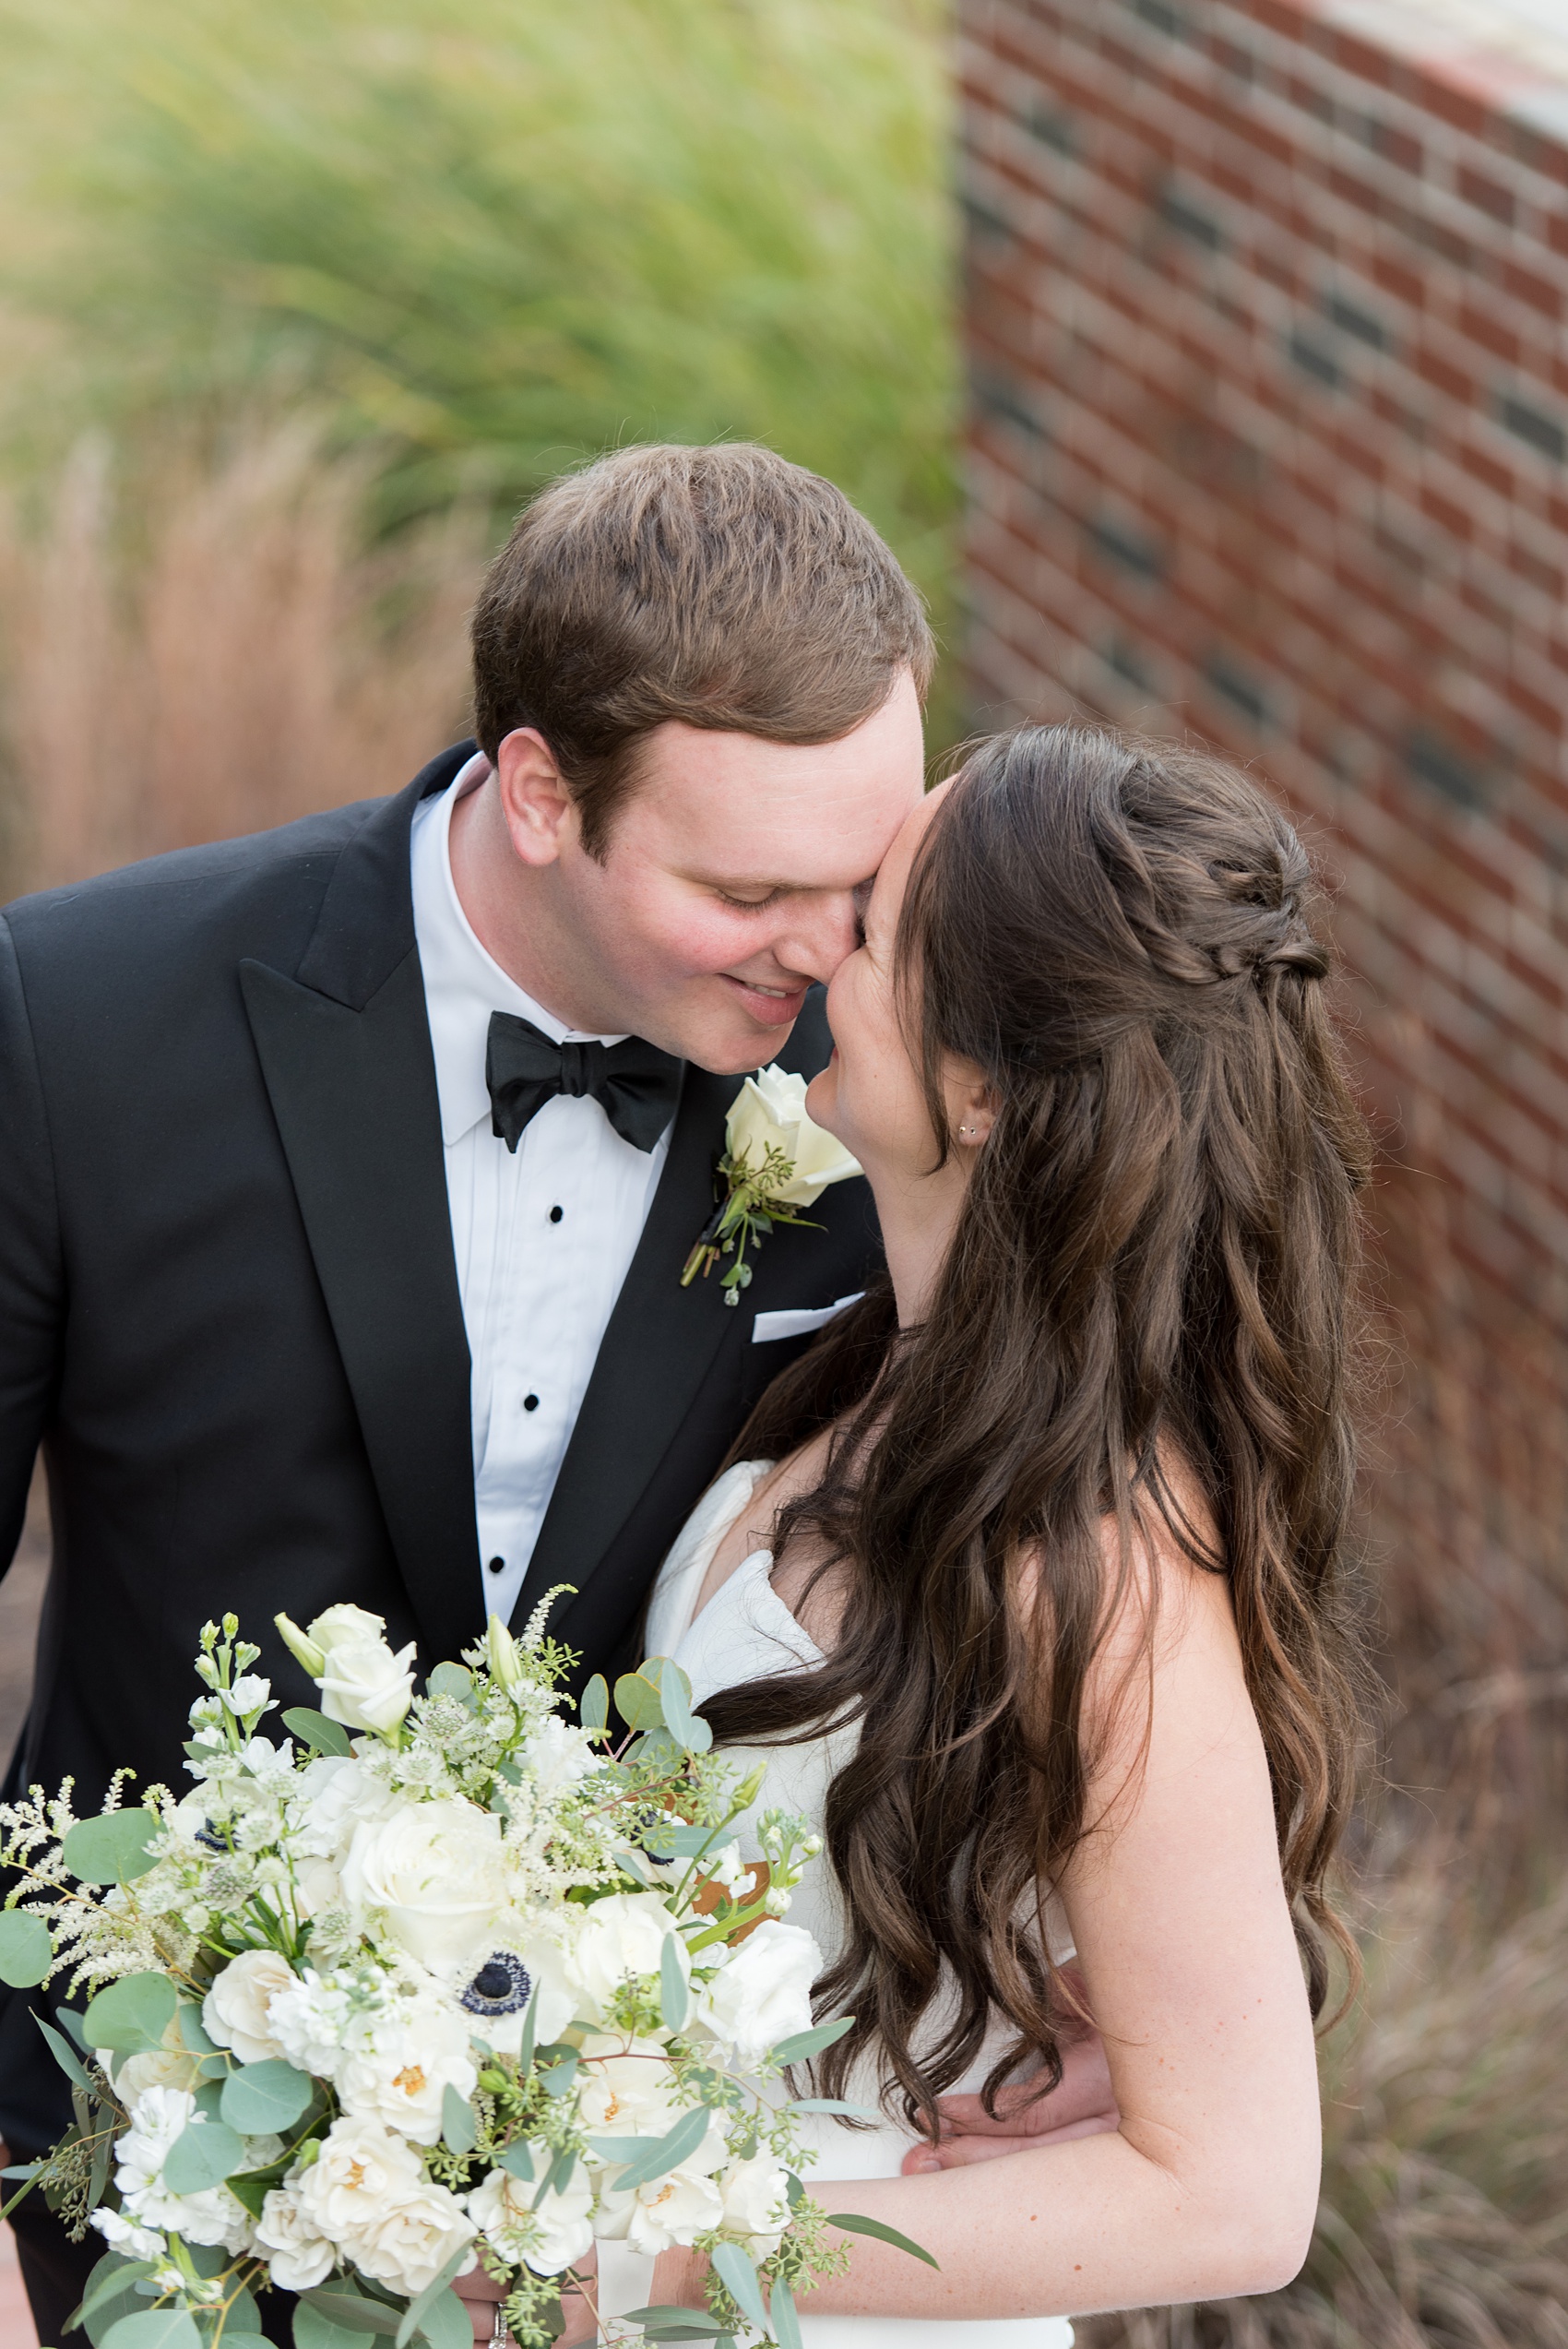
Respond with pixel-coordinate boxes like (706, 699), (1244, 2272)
(959, 0), (1568, 1785)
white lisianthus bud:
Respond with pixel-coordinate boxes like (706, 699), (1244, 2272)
(485, 1613), (525, 1693)
(315, 1631), (417, 1737)
(694, 1919), (820, 2069)
(274, 1613), (327, 1679)
(725, 1065), (861, 1205)
(203, 1950), (297, 2066)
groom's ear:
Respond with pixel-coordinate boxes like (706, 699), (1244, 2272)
(495, 727), (580, 868)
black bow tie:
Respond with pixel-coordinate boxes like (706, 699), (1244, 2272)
(485, 1012), (682, 1154)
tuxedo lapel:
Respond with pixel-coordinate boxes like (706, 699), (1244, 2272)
(240, 745), (484, 1672)
(514, 1061), (738, 1628)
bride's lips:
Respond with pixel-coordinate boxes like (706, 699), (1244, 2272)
(721, 972), (809, 1025)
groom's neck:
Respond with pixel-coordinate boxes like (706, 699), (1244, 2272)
(448, 775), (633, 1037)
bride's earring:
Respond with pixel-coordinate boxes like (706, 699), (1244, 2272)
(958, 1124), (976, 1139)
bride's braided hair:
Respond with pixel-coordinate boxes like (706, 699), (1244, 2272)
(702, 724), (1372, 2134)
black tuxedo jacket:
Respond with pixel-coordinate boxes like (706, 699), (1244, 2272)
(0, 742), (881, 2150)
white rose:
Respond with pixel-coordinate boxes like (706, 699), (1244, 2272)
(109, 2046), (203, 2103)
(468, 2155), (594, 2276)
(719, 2153), (792, 2256)
(726, 1064), (861, 1205)
(297, 2115), (475, 2295)
(564, 1893), (688, 2023)
(340, 1796), (506, 1968)
(292, 1756), (401, 1860)
(576, 2035), (684, 2139)
(255, 2187), (336, 2291)
(694, 1920), (820, 2069)
(203, 1950), (297, 2066)
(336, 1997), (477, 2144)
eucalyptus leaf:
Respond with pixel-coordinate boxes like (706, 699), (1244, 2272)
(280, 1708), (352, 1759)
(208, 2284), (263, 2337)
(613, 1671), (665, 1733)
(56, 2006), (91, 2049)
(293, 2305), (369, 2349)
(769, 2016), (854, 2067)
(101, 2312), (204, 2349)
(536, 2045), (578, 2098)
(439, 2084), (476, 2156)
(411, 2288), (469, 2349)
(62, 1809), (160, 1885)
(297, 2289), (403, 2338)
(516, 1980), (540, 2076)
(220, 2057), (314, 2134)
(424, 1663), (475, 1710)
(83, 1972), (178, 2057)
(611, 2103), (713, 2195)
(34, 2013), (94, 2091)
(0, 1910), (53, 1987)
(708, 2244), (769, 2332)
(659, 1932), (689, 2032)
(224, 2165), (281, 2218)
(496, 2140), (534, 2181)
(623, 2318), (727, 2343)
(825, 2211), (940, 2267)
(163, 2116), (244, 2195)
(769, 2278), (803, 2349)
(77, 2253), (153, 2343)
(174, 2002), (218, 2055)
(579, 1674), (610, 1735)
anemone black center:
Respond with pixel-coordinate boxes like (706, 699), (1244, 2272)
(460, 1951), (532, 2016)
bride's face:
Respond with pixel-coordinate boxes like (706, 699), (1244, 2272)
(808, 782), (988, 1183)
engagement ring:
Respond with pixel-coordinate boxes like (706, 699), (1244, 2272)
(490, 2306), (509, 2349)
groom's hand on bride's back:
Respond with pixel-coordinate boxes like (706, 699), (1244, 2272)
(900, 1976), (1120, 2174)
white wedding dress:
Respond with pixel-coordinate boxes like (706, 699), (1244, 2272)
(638, 1459), (1076, 2348)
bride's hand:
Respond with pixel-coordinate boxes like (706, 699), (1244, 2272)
(901, 2026), (1120, 2175)
(455, 2257), (598, 2346)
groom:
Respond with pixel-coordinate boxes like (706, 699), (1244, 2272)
(0, 443), (1108, 2342)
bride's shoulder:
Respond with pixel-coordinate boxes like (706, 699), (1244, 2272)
(1016, 1451), (1231, 1681)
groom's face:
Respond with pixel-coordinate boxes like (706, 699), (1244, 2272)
(539, 670), (926, 1071)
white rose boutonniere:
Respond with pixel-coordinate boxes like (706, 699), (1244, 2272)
(682, 1064), (861, 1305)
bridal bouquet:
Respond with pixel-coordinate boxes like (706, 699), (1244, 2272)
(0, 1601), (921, 2349)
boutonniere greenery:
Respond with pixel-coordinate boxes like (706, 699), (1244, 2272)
(683, 1063), (862, 1306)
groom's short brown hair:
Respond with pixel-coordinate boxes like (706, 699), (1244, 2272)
(470, 443), (933, 857)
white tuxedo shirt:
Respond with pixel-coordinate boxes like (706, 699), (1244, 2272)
(410, 759), (671, 1626)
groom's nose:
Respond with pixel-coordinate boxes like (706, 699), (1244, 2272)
(769, 888), (864, 984)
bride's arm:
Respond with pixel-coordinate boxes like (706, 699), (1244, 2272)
(657, 1522), (1323, 2323)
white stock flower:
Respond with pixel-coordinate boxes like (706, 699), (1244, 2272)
(335, 1997), (477, 2144)
(220, 1675), (272, 1716)
(297, 2116), (475, 2295)
(340, 1796), (507, 1968)
(113, 2086), (255, 2252)
(725, 1065), (861, 1205)
(705, 1842), (754, 1900)
(695, 1919), (820, 2069)
(268, 1968), (353, 2074)
(719, 2153), (792, 2256)
(521, 1714), (598, 1796)
(576, 2035), (684, 2139)
(468, 2155), (594, 2276)
(203, 1950), (297, 2065)
(255, 2187), (336, 2291)
(91, 2205), (164, 2261)
(563, 1892), (688, 2023)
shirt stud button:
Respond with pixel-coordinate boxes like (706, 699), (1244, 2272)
(487, 1556), (505, 1575)
(549, 1205), (564, 1223)
(523, 1394), (540, 1412)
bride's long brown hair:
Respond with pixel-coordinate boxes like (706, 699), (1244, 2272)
(700, 725), (1372, 2134)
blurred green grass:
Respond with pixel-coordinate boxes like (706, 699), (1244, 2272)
(0, 0), (958, 634)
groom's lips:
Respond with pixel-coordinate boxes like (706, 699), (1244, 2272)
(721, 973), (809, 1025)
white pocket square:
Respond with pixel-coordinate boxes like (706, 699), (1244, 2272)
(751, 1293), (865, 1344)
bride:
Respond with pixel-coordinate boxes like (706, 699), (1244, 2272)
(628, 722), (1365, 2339)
